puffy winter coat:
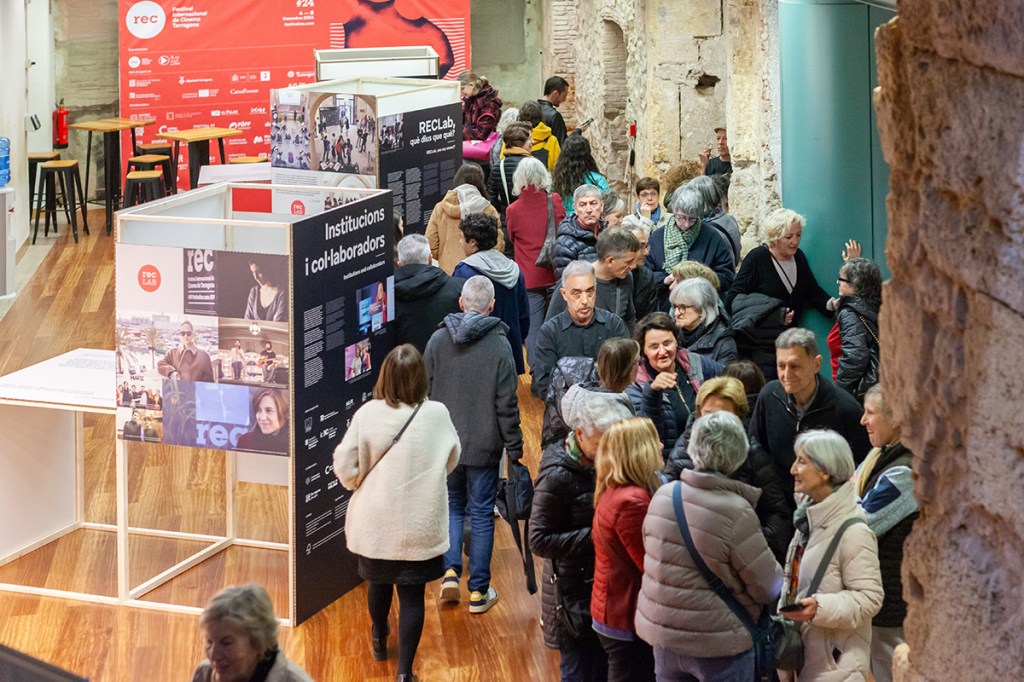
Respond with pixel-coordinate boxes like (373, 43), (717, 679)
(529, 439), (600, 649)
(830, 294), (880, 401)
(635, 471), (783, 657)
(679, 315), (738, 365)
(591, 485), (651, 637)
(626, 350), (723, 461)
(552, 214), (604, 280)
(462, 84), (502, 141)
(729, 291), (789, 379)
(425, 188), (505, 274)
(781, 483), (883, 681)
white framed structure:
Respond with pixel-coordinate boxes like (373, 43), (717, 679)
(314, 46), (441, 80)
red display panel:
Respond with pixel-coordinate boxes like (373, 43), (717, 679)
(118, 0), (469, 189)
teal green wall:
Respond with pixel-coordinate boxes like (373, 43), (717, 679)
(779, 0), (895, 373)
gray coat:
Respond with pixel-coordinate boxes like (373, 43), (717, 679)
(424, 312), (523, 465)
(635, 470), (783, 657)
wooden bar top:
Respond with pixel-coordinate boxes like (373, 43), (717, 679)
(155, 127), (245, 143)
(69, 118), (155, 133)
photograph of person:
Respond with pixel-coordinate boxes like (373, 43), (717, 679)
(345, 339), (372, 381)
(235, 388), (290, 455)
(122, 408), (143, 441)
(259, 341), (281, 384)
(142, 415), (162, 442)
(157, 319), (216, 382)
(244, 259), (288, 322)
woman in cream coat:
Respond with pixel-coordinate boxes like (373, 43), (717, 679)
(779, 430), (883, 681)
(334, 344), (460, 682)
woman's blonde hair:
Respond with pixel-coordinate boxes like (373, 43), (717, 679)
(761, 207), (806, 246)
(695, 376), (750, 421)
(594, 417), (663, 505)
(671, 260), (721, 292)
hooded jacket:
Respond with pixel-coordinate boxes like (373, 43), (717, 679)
(453, 251), (530, 375)
(782, 483), (883, 681)
(462, 84), (502, 141)
(423, 312), (523, 467)
(531, 122), (561, 171)
(829, 294), (880, 401)
(425, 187), (505, 274)
(394, 263), (465, 353)
(635, 471), (783, 657)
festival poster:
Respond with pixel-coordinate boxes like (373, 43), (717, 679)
(290, 190), (395, 623)
(118, 0), (470, 189)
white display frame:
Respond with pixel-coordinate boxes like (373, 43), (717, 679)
(280, 75), (459, 117)
(314, 46), (440, 81)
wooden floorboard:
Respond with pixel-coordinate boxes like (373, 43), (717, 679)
(0, 210), (560, 681)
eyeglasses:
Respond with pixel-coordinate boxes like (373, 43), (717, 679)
(638, 190), (659, 199)
(837, 277), (851, 284)
(673, 304), (695, 314)
(179, 330), (193, 336)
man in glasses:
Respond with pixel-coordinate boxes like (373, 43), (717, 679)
(158, 320), (215, 382)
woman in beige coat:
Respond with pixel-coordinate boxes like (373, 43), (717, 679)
(635, 410), (783, 680)
(780, 429), (884, 681)
(425, 162), (504, 274)
(333, 344), (461, 682)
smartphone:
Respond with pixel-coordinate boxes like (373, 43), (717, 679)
(580, 117), (594, 127)
(779, 603), (805, 613)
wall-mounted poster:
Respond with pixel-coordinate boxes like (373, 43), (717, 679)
(118, 0), (470, 189)
(115, 243), (292, 456)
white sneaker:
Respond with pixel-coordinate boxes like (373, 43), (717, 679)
(468, 587), (499, 614)
(439, 569), (460, 603)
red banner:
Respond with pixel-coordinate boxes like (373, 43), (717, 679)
(118, 0), (469, 188)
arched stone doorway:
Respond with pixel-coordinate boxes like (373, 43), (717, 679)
(598, 18), (630, 193)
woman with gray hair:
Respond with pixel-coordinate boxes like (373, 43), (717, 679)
(828, 257), (882, 402)
(778, 429), (883, 682)
(506, 156), (566, 366)
(646, 183), (736, 311)
(670, 276), (738, 364)
(636, 411), (783, 680)
(191, 583), (313, 682)
(529, 385), (633, 680)
(725, 207), (833, 379)
(688, 174), (741, 266)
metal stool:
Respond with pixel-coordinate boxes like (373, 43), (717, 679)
(28, 152), (61, 216)
(34, 160), (89, 244)
(136, 142), (175, 192)
(128, 154), (173, 194)
(124, 170), (165, 208)
(229, 156), (267, 164)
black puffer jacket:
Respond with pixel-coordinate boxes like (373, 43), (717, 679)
(529, 439), (599, 649)
(834, 294), (880, 400)
(540, 357), (598, 448)
(680, 315), (739, 365)
(552, 215), (604, 280)
(663, 417), (793, 562)
(729, 292), (788, 378)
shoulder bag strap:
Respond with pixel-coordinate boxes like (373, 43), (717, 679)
(767, 250), (796, 301)
(672, 482), (758, 632)
(360, 402), (423, 481)
(804, 517), (866, 596)
(500, 159), (511, 206)
(855, 314), (880, 348)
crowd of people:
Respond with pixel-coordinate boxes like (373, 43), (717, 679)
(191, 74), (912, 682)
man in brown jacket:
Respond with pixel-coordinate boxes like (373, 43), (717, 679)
(158, 320), (215, 383)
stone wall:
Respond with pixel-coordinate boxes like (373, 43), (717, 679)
(542, 0), (781, 246)
(470, 0), (543, 111)
(874, 3), (1024, 680)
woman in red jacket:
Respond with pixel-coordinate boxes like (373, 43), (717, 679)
(591, 417), (662, 682)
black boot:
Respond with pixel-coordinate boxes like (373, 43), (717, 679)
(371, 624), (389, 661)
(396, 675), (418, 682)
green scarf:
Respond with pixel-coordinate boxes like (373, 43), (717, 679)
(663, 217), (702, 270)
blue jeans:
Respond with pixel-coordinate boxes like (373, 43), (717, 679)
(444, 463), (499, 593)
(653, 646), (753, 682)
(525, 287), (552, 371)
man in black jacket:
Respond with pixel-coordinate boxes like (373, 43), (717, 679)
(748, 327), (871, 506)
(424, 276), (523, 615)
(394, 234), (464, 353)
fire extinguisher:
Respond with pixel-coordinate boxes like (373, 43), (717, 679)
(52, 99), (69, 149)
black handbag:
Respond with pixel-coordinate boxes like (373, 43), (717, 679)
(496, 458), (537, 594)
(534, 192), (558, 269)
(552, 565), (590, 640)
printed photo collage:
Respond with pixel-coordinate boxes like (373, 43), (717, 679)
(115, 244), (293, 456)
(344, 279), (394, 383)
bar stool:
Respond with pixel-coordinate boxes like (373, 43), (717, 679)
(124, 170), (165, 208)
(28, 152), (61, 216)
(34, 160), (89, 245)
(136, 142), (175, 192)
(229, 156), (267, 164)
(128, 154), (173, 194)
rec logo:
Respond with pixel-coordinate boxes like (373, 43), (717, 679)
(137, 264), (161, 292)
(125, 1), (167, 40)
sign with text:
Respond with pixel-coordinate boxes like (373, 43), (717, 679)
(290, 190), (395, 623)
(118, 0), (470, 188)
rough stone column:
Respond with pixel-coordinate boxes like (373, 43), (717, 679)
(874, 3), (1024, 680)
